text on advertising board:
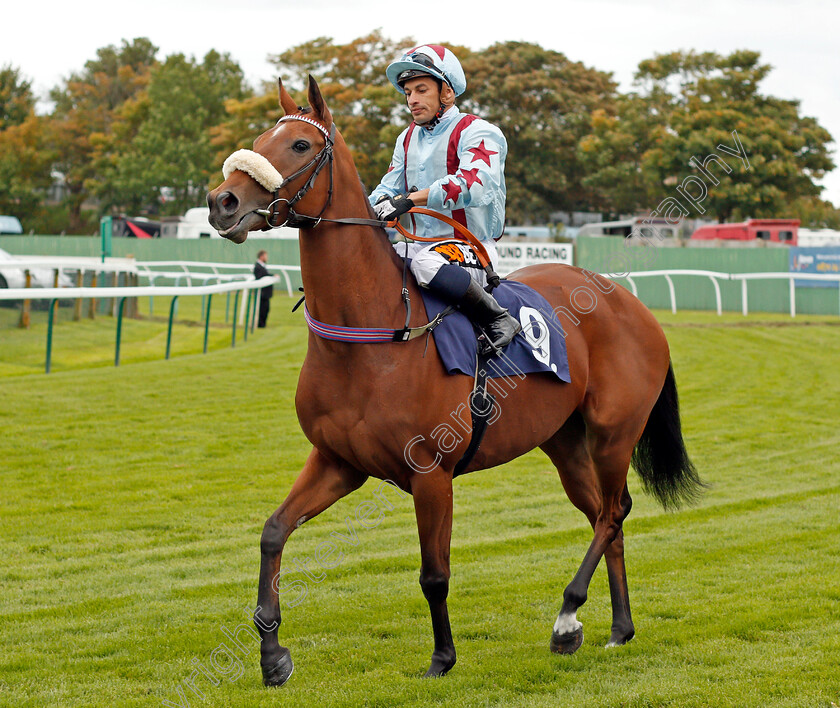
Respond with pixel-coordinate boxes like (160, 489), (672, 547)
(496, 242), (574, 276)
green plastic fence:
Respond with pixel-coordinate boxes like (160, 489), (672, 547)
(3, 233), (839, 315)
(574, 236), (839, 315)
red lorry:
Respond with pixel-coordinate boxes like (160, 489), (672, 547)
(691, 218), (799, 244)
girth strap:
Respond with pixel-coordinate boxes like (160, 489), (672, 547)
(453, 349), (496, 476)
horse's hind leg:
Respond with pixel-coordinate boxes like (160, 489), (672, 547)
(602, 520), (634, 647)
(256, 448), (366, 687)
(541, 413), (635, 653)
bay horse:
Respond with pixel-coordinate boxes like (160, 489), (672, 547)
(207, 76), (703, 686)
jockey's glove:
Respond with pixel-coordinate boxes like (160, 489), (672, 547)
(373, 193), (414, 222)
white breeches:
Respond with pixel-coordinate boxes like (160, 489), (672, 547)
(392, 240), (499, 288)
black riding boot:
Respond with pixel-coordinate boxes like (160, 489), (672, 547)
(458, 279), (522, 354)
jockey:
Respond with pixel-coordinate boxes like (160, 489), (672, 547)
(369, 44), (521, 353)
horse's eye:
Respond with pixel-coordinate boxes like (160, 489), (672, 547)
(292, 140), (310, 153)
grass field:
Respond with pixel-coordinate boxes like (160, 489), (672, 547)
(1, 298), (839, 707)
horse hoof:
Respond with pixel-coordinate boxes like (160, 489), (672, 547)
(423, 653), (456, 678)
(606, 628), (635, 648)
(551, 626), (584, 655)
(262, 649), (294, 687)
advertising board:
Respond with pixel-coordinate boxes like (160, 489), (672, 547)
(496, 242), (574, 276)
(789, 247), (840, 287)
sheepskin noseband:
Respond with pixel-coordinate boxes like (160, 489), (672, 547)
(222, 150), (284, 192)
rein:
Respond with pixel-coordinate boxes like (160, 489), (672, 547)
(224, 116), (502, 343)
(393, 208), (493, 270)
(296, 205), (499, 346)
(231, 115), (493, 270)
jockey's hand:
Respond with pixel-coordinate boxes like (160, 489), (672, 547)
(373, 193), (414, 222)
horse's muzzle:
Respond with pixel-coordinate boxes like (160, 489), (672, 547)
(208, 189), (240, 221)
(206, 187), (264, 242)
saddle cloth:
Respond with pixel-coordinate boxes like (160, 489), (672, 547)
(420, 279), (570, 383)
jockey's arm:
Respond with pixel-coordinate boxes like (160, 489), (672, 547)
(408, 188), (429, 206)
(425, 124), (506, 215)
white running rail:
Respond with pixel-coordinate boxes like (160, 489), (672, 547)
(0, 276), (278, 301)
(0, 256), (300, 296)
(603, 269), (840, 317)
(3, 256), (837, 317)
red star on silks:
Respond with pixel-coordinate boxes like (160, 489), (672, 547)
(442, 179), (462, 206)
(467, 140), (498, 167)
(458, 167), (483, 190)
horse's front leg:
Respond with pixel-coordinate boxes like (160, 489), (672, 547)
(410, 470), (456, 678)
(257, 448), (366, 687)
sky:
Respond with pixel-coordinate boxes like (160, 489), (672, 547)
(4, 0), (839, 208)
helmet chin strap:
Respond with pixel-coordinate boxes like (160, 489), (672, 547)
(417, 103), (447, 130)
(404, 81), (451, 129)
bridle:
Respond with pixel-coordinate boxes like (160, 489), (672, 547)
(250, 114), (336, 229)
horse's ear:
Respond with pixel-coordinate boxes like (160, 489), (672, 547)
(277, 77), (299, 115)
(307, 75), (332, 127)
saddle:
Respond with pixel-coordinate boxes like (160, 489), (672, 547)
(418, 280), (570, 475)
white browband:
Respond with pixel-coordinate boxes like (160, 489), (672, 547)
(222, 150), (284, 192)
(277, 114), (331, 140)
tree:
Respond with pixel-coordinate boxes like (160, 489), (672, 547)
(47, 38), (158, 230)
(460, 42), (617, 223)
(648, 50), (834, 221)
(0, 65), (49, 226)
(578, 100), (663, 218)
(0, 114), (56, 222)
(581, 50), (836, 222)
(210, 91), (284, 172)
(90, 90), (153, 214)
(264, 31), (416, 190)
(106, 51), (251, 216)
(0, 65), (35, 130)
(790, 196), (840, 229)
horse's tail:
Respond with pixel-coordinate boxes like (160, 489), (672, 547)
(631, 362), (705, 511)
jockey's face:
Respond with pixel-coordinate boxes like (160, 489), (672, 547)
(403, 76), (445, 125)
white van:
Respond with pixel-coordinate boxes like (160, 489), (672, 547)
(0, 247), (74, 289)
(161, 207), (299, 239)
(161, 207), (218, 239)
(0, 215), (24, 235)
(577, 217), (681, 240)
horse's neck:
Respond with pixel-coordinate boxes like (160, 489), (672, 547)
(298, 159), (405, 328)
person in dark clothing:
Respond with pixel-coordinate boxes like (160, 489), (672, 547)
(253, 249), (273, 327)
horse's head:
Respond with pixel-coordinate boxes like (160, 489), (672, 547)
(207, 77), (335, 243)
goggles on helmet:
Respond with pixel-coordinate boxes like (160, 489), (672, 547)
(397, 53), (449, 88)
